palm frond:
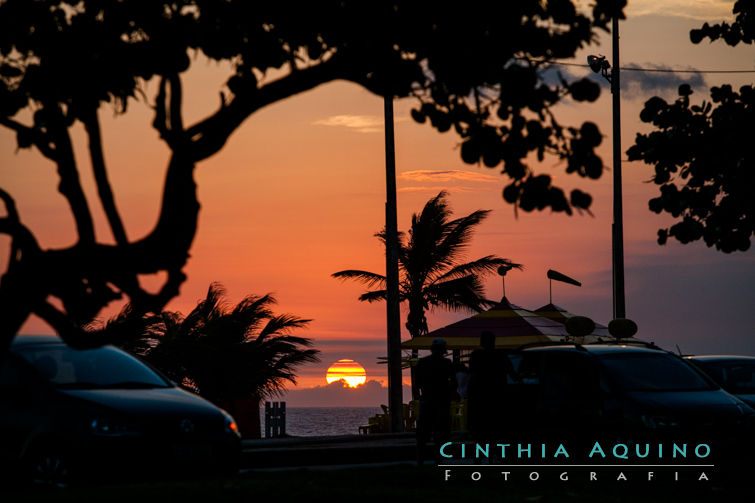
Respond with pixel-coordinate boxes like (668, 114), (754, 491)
(332, 270), (386, 288)
(427, 209), (492, 273)
(424, 275), (489, 313)
(358, 289), (388, 303)
(431, 256), (522, 283)
(258, 314), (312, 340)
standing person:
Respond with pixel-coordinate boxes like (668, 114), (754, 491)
(467, 331), (518, 443)
(415, 338), (456, 465)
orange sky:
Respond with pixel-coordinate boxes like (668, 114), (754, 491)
(2, 2), (754, 405)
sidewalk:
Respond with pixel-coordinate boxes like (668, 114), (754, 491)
(241, 433), (424, 468)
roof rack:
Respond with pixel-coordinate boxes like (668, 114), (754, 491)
(587, 339), (663, 350)
(514, 339), (666, 352)
(514, 341), (583, 351)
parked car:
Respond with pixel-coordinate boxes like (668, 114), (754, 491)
(0, 336), (242, 486)
(506, 343), (755, 445)
(686, 355), (755, 409)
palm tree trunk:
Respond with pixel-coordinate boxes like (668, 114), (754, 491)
(410, 348), (420, 400)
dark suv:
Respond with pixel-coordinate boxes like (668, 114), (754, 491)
(507, 343), (754, 444)
(0, 336), (242, 486)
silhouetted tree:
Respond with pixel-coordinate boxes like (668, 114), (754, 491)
(627, 0), (754, 252)
(118, 283), (318, 403)
(333, 191), (521, 340)
(0, 1), (624, 350)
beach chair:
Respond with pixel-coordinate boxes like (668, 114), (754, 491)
(404, 400), (420, 431)
(359, 406), (391, 434)
(450, 400), (467, 431)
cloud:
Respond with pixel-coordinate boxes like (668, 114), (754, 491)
(619, 64), (707, 99)
(625, 0), (735, 21)
(281, 379), (411, 407)
(397, 170), (500, 194)
(399, 169), (499, 183)
(397, 186), (481, 194)
(539, 64), (706, 102)
(313, 114), (407, 133)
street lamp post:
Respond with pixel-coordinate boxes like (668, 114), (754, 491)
(611, 16), (626, 320)
(588, 14), (626, 320)
(383, 95), (404, 433)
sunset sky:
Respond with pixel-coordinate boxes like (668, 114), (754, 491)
(2, 1), (754, 406)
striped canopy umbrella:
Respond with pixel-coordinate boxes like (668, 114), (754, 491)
(401, 297), (572, 350)
(533, 303), (648, 345)
(534, 303), (612, 338)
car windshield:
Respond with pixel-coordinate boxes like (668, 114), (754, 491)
(16, 344), (170, 389)
(695, 360), (755, 394)
(599, 353), (716, 392)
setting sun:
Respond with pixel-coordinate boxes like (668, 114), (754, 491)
(326, 359), (367, 387)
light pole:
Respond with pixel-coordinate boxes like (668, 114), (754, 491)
(383, 95), (404, 433)
(588, 14), (626, 320)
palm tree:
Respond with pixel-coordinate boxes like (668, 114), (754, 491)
(133, 283), (319, 404)
(334, 191), (520, 373)
(100, 284), (318, 437)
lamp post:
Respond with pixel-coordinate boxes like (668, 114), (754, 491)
(383, 95), (404, 433)
(588, 14), (626, 320)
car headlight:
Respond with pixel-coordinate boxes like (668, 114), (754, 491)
(89, 417), (140, 437)
(641, 414), (679, 429)
(221, 411), (241, 437)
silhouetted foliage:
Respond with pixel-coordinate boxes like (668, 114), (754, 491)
(0, 0), (624, 348)
(690, 0), (754, 46)
(333, 191), (521, 339)
(627, 1), (754, 252)
(114, 283), (319, 402)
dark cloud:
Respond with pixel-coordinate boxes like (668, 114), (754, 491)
(537, 63), (708, 101)
(619, 64), (707, 99)
(281, 379), (411, 407)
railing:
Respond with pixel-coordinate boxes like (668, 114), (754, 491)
(264, 401), (286, 438)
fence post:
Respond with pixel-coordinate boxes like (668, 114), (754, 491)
(272, 401), (279, 437)
(264, 401), (271, 438)
(264, 401), (287, 438)
(280, 402), (286, 437)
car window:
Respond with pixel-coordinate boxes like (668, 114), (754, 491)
(15, 345), (170, 389)
(599, 353), (716, 392)
(699, 360), (755, 394)
(516, 353), (541, 384)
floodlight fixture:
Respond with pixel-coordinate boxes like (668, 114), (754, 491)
(587, 55), (612, 82)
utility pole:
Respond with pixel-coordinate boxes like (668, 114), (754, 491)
(383, 95), (404, 433)
(611, 14), (626, 320)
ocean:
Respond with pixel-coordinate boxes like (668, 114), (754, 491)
(260, 407), (382, 436)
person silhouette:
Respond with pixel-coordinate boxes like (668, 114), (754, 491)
(415, 338), (456, 465)
(467, 331), (518, 444)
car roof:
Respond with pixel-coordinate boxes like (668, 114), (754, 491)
(10, 335), (65, 348)
(687, 355), (755, 361)
(520, 343), (667, 356)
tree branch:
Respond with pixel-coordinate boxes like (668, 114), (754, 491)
(32, 301), (92, 347)
(46, 104), (96, 245)
(82, 107), (129, 246)
(168, 74), (184, 134)
(152, 74), (186, 149)
(0, 116), (56, 159)
(0, 189), (43, 341)
(0, 187), (19, 221)
(187, 56), (347, 161)
(153, 77), (170, 142)
(0, 188), (41, 260)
